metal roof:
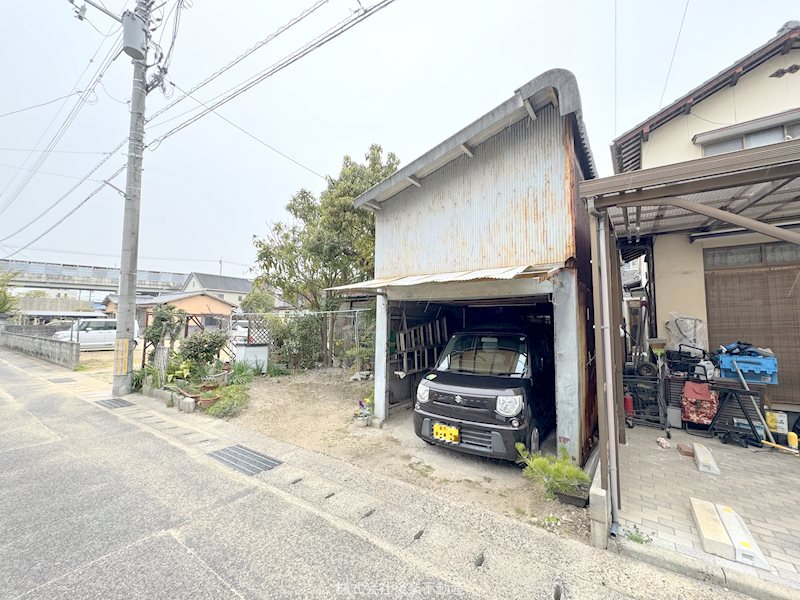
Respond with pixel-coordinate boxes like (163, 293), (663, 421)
(353, 69), (596, 209)
(184, 272), (253, 294)
(611, 22), (800, 173)
(580, 139), (800, 243)
(330, 265), (556, 293)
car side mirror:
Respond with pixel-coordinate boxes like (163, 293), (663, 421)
(85, 327), (93, 332)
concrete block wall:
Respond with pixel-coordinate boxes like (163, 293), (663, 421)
(0, 332), (79, 369)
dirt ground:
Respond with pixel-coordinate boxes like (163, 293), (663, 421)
(75, 346), (147, 386)
(239, 369), (590, 541)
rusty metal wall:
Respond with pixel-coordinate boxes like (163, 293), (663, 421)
(375, 105), (574, 279)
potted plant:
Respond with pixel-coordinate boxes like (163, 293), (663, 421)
(197, 390), (220, 409)
(353, 393), (374, 427)
(515, 444), (591, 508)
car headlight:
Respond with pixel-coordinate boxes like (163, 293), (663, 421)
(496, 394), (523, 417)
(416, 381), (430, 403)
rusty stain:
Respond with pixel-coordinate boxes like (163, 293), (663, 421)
(373, 105), (578, 279)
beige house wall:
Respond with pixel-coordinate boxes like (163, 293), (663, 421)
(652, 231), (786, 339)
(641, 49), (800, 169)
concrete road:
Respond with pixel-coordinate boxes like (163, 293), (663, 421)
(0, 349), (751, 600)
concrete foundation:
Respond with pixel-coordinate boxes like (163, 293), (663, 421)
(0, 332), (79, 369)
(589, 467), (610, 549)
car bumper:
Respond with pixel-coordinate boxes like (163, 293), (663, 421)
(413, 408), (526, 461)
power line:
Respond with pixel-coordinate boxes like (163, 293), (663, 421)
(0, 34), (124, 217)
(0, 34), (114, 201)
(146, 0), (328, 125)
(658, 0), (691, 109)
(1, 244), (250, 267)
(1, 164), (127, 260)
(0, 147), (114, 156)
(0, 138), (128, 243)
(148, 0), (396, 148)
(0, 91), (84, 119)
(170, 82), (326, 179)
(0, 162), (105, 183)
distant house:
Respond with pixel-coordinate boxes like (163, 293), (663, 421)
(181, 272), (253, 307)
(103, 291), (236, 328)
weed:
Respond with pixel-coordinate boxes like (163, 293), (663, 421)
(514, 507), (526, 516)
(206, 384), (249, 419)
(230, 361), (258, 385)
(72, 364), (88, 372)
(515, 444), (590, 498)
(624, 524), (653, 545)
(267, 361), (289, 377)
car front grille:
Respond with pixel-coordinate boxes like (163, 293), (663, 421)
(459, 426), (493, 450)
(430, 390), (491, 409)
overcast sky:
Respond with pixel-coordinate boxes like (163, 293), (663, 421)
(0, 0), (796, 278)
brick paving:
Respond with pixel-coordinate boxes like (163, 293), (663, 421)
(618, 426), (800, 590)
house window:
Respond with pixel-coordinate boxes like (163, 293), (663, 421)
(238, 295), (243, 301)
(703, 137), (743, 157)
(743, 127), (783, 149)
(702, 124), (796, 157)
(217, 293), (224, 299)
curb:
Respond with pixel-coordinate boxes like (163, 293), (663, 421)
(615, 538), (797, 600)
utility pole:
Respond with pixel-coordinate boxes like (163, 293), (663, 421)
(113, 0), (150, 396)
(70, 0), (152, 395)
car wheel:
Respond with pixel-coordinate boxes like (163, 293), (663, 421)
(527, 425), (540, 452)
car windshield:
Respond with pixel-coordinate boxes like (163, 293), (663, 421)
(435, 333), (528, 377)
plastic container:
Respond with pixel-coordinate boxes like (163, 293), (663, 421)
(718, 354), (778, 385)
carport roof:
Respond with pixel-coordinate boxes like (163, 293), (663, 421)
(579, 138), (800, 243)
(329, 265), (556, 294)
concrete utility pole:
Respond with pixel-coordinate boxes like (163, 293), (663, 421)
(113, 0), (150, 396)
(69, 0), (151, 395)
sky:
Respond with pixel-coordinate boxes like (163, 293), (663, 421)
(0, 0), (797, 279)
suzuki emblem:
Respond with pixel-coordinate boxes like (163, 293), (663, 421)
(454, 395), (463, 403)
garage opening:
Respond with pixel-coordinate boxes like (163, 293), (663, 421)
(386, 296), (558, 459)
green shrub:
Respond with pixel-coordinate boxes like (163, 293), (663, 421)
(230, 361), (257, 385)
(131, 368), (145, 392)
(266, 361), (289, 377)
(206, 384), (249, 418)
(266, 314), (321, 369)
(515, 444), (590, 498)
(179, 329), (229, 365)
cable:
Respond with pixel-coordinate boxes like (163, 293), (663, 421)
(0, 148), (113, 156)
(0, 34), (124, 217)
(2, 164), (127, 260)
(146, 0), (328, 124)
(658, 0), (691, 109)
(0, 138), (128, 242)
(170, 82), (325, 179)
(84, 16), (122, 37)
(99, 79), (129, 104)
(0, 33), (113, 201)
(1, 244), (250, 267)
(0, 92), (85, 119)
(149, 0), (396, 148)
(0, 162), (105, 183)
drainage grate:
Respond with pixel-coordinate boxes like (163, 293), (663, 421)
(48, 377), (76, 384)
(95, 398), (134, 409)
(208, 445), (282, 476)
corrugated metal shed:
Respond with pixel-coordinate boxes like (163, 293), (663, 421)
(374, 107), (576, 278)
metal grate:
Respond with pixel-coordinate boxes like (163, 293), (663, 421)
(208, 445), (282, 476)
(95, 398), (134, 409)
(48, 377), (76, 384)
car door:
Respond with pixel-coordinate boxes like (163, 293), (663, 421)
(81, 322), (102, 349)
(103, 320), (117, 349)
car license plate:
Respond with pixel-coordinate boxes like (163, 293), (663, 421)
(433, 423), (459, 443)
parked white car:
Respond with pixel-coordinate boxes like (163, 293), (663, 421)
(229, 320), (249, 344)
(54, 319), (139, 351)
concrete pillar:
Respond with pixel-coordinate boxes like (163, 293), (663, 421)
(553, 268), (580, 462)
(373, 293), (389, 422)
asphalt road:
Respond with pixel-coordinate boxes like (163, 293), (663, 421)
(0, 349), (752, 600)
